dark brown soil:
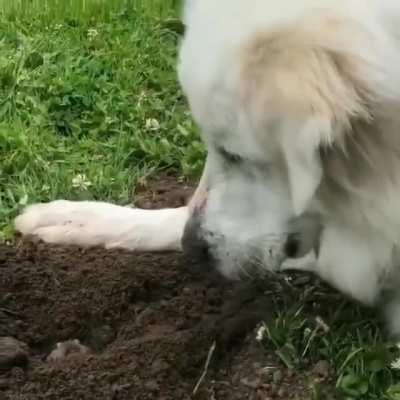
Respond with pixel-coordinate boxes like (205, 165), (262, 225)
(0, 176), (344, 400)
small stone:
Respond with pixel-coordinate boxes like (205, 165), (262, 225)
(0, 337), (29, 371)
(111, 383), (131, 393)
(286, 369), (294, 378)
(144, 380), (159, 391)
(240, 377), (261, 389)
(0, 378), (9, 389)
(313, 360), (331, 379)
(46, 339), (91, 362)
(257, 390), (271, 400)
(270, 383), (278, 395)
(232, 372), (241, 383)
(150, 359), (169, 374)
(253, 362), (262, 370)
(10, 367), (25, 383)
(273, 370), (283, 384)
(278, 387), (287, 398)
(2, 293), (12, 303)
(91, 325), (114, 349)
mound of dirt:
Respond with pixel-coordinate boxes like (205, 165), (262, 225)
(0, 176), (340, 399)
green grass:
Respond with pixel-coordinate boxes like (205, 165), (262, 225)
(0, 0), (204, 239)
(258, 285), (400, 399)
(1, 1), (400, 399)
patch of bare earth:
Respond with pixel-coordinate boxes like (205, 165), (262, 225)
(0, 175), (341, 399)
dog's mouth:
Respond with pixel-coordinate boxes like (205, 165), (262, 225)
(184, 222), (321, 281)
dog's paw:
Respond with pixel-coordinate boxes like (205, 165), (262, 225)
(15, 200), (114, 247)
(14, 200), (188, 251)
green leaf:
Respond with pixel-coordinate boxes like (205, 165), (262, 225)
(275, 343), (298, 370)
(364, 347), (392, 373)
(338, 374), (369, 398)
(387, 384), (400, 400)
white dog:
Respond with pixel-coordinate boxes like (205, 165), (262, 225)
(14, 0), (400, 336)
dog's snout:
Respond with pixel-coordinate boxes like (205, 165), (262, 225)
(182, 213), (212, 266)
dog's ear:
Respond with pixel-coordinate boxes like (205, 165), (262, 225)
(277, 44), (381, 215)
(280, 118), (326, 216)
(238, 17), (400, 214)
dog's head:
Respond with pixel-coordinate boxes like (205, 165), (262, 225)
(178, 0), (400, 279)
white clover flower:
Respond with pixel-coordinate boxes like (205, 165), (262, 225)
(391, 358), (400, 370)
(19, 194), (28, 206)
(87, 28), (99, 40)
(315, 316), (330, 334)
(146, 118), (160, 131)
(137, 91), (147, 107)
(390, 358), (400, 371)
(72, 174), (92, 190)
(303, 327), (312, 339)
(256, 324), (266, 342)
(391, 343), (400, 370)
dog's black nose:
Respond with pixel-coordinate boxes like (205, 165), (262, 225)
(284, 233), (301, 258)
(286, 214), (323, 259)
(181, 213), (212, 266)
(183, 234), (211, 264)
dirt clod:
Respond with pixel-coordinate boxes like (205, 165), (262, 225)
(0, 337), (29, 371)
(46, 340), (91, 362)
(313, 360), (331, 380)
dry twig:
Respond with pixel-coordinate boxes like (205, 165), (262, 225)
(193, 340), (217, 396)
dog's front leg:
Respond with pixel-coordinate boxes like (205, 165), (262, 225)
(14, 164), (209, 253)
(15, 201), (189, 252)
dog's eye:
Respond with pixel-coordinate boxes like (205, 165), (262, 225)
(217, 147), (243, 164)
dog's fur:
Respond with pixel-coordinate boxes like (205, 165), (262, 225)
(14, 0), (400, 336)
